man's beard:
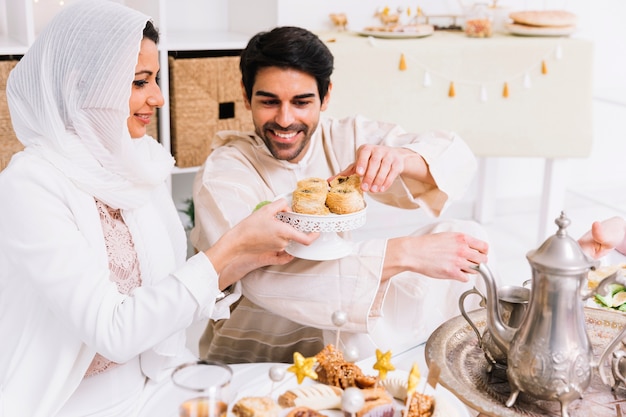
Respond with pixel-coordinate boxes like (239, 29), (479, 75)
(259, 122), (310, 162)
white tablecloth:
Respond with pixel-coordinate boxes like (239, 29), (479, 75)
(322, 31), (593, 159)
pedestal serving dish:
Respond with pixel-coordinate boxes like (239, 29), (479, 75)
(425, 307), (626, 417)
(275, 194), (366, 261)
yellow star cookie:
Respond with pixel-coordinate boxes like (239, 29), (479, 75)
(373, 349), (395, 380)
(407, 363), (420, 396)
(287, 352), (318, 384)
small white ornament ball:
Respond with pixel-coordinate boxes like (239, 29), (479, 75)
(342, 387), (365, 413)
(332, 310), (348, 327)
(343, 346), (359, 363)
(269, 365), (286, 382)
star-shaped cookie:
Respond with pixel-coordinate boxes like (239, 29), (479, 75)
(407, 362), (420, 396)
(373, 349), (395, 380)
(287, 352), (318, 384)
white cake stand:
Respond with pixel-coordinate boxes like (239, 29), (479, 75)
(275, 194), (367, 261)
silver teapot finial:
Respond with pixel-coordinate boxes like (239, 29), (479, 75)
(527, 211), (597, 275)
(555, 210), (570, 236)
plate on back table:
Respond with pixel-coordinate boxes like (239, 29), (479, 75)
(355, 24), (435, 39)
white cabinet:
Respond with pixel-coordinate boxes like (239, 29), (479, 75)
(1, 1), (32, 54)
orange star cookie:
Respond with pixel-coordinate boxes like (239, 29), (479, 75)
(372, 349), (395, 380)
(288, 352), (318, 384)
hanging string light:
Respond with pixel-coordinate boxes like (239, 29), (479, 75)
(423, 71), (431, 87)
(480, 85), (488, 102)
(523, 72), (532, 89)
(555, 44), (563, 60)
(399, 53), (407, 71)
(363, 32), (562, 100)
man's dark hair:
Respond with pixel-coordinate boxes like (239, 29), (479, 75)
(239, 26), (334, 102)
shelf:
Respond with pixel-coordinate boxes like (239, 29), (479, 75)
(172, 166), (200, 175)
(0, 35), (27, 55)
(164, 30), (250, 52)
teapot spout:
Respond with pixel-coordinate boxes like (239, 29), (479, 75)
(472, 263), (517, 353)
(584, 270), (624, 301)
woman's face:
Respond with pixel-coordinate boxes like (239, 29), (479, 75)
(127, 38), (163, 139)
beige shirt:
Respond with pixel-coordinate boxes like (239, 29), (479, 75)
(191, 115), (480, 359)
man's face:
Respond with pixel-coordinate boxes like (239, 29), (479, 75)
(244, 66), (330, 163)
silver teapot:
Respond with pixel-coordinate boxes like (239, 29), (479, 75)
(474, 212), (622, 417)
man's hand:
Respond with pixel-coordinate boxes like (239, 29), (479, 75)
(329, 145), (433, 193)
(384, 232), (489, 282)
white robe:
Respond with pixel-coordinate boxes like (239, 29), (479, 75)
(0, 151), (239, 416)
(191, 115), (488, 360)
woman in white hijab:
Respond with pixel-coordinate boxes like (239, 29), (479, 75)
(0, 1), (316, 416)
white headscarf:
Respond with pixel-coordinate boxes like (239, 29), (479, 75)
(6, 0), (174, 210)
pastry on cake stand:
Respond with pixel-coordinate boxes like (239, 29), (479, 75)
(275, 194), (366, 261)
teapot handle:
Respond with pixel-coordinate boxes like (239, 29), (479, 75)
(458, 287), (486, 343)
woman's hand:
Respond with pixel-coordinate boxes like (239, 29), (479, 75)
(203, 199), (319, 289)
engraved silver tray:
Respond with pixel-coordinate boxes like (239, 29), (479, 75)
(425, 307), (626, 416)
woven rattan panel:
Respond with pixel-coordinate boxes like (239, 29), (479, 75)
(0, 60), (22, 172)
(168, 55), (253, 168)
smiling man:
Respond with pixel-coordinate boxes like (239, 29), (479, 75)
(190, 26), (490, 364)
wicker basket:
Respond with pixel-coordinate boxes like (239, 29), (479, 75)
(0, 60), (22, 172)
(168, 55), (253, 168)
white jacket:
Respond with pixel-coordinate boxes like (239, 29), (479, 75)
(0, 152), (237, 416)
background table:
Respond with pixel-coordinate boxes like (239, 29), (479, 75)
(321, 31), (594, 241)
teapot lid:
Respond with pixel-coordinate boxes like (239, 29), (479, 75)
(526, 211), (599, 274)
